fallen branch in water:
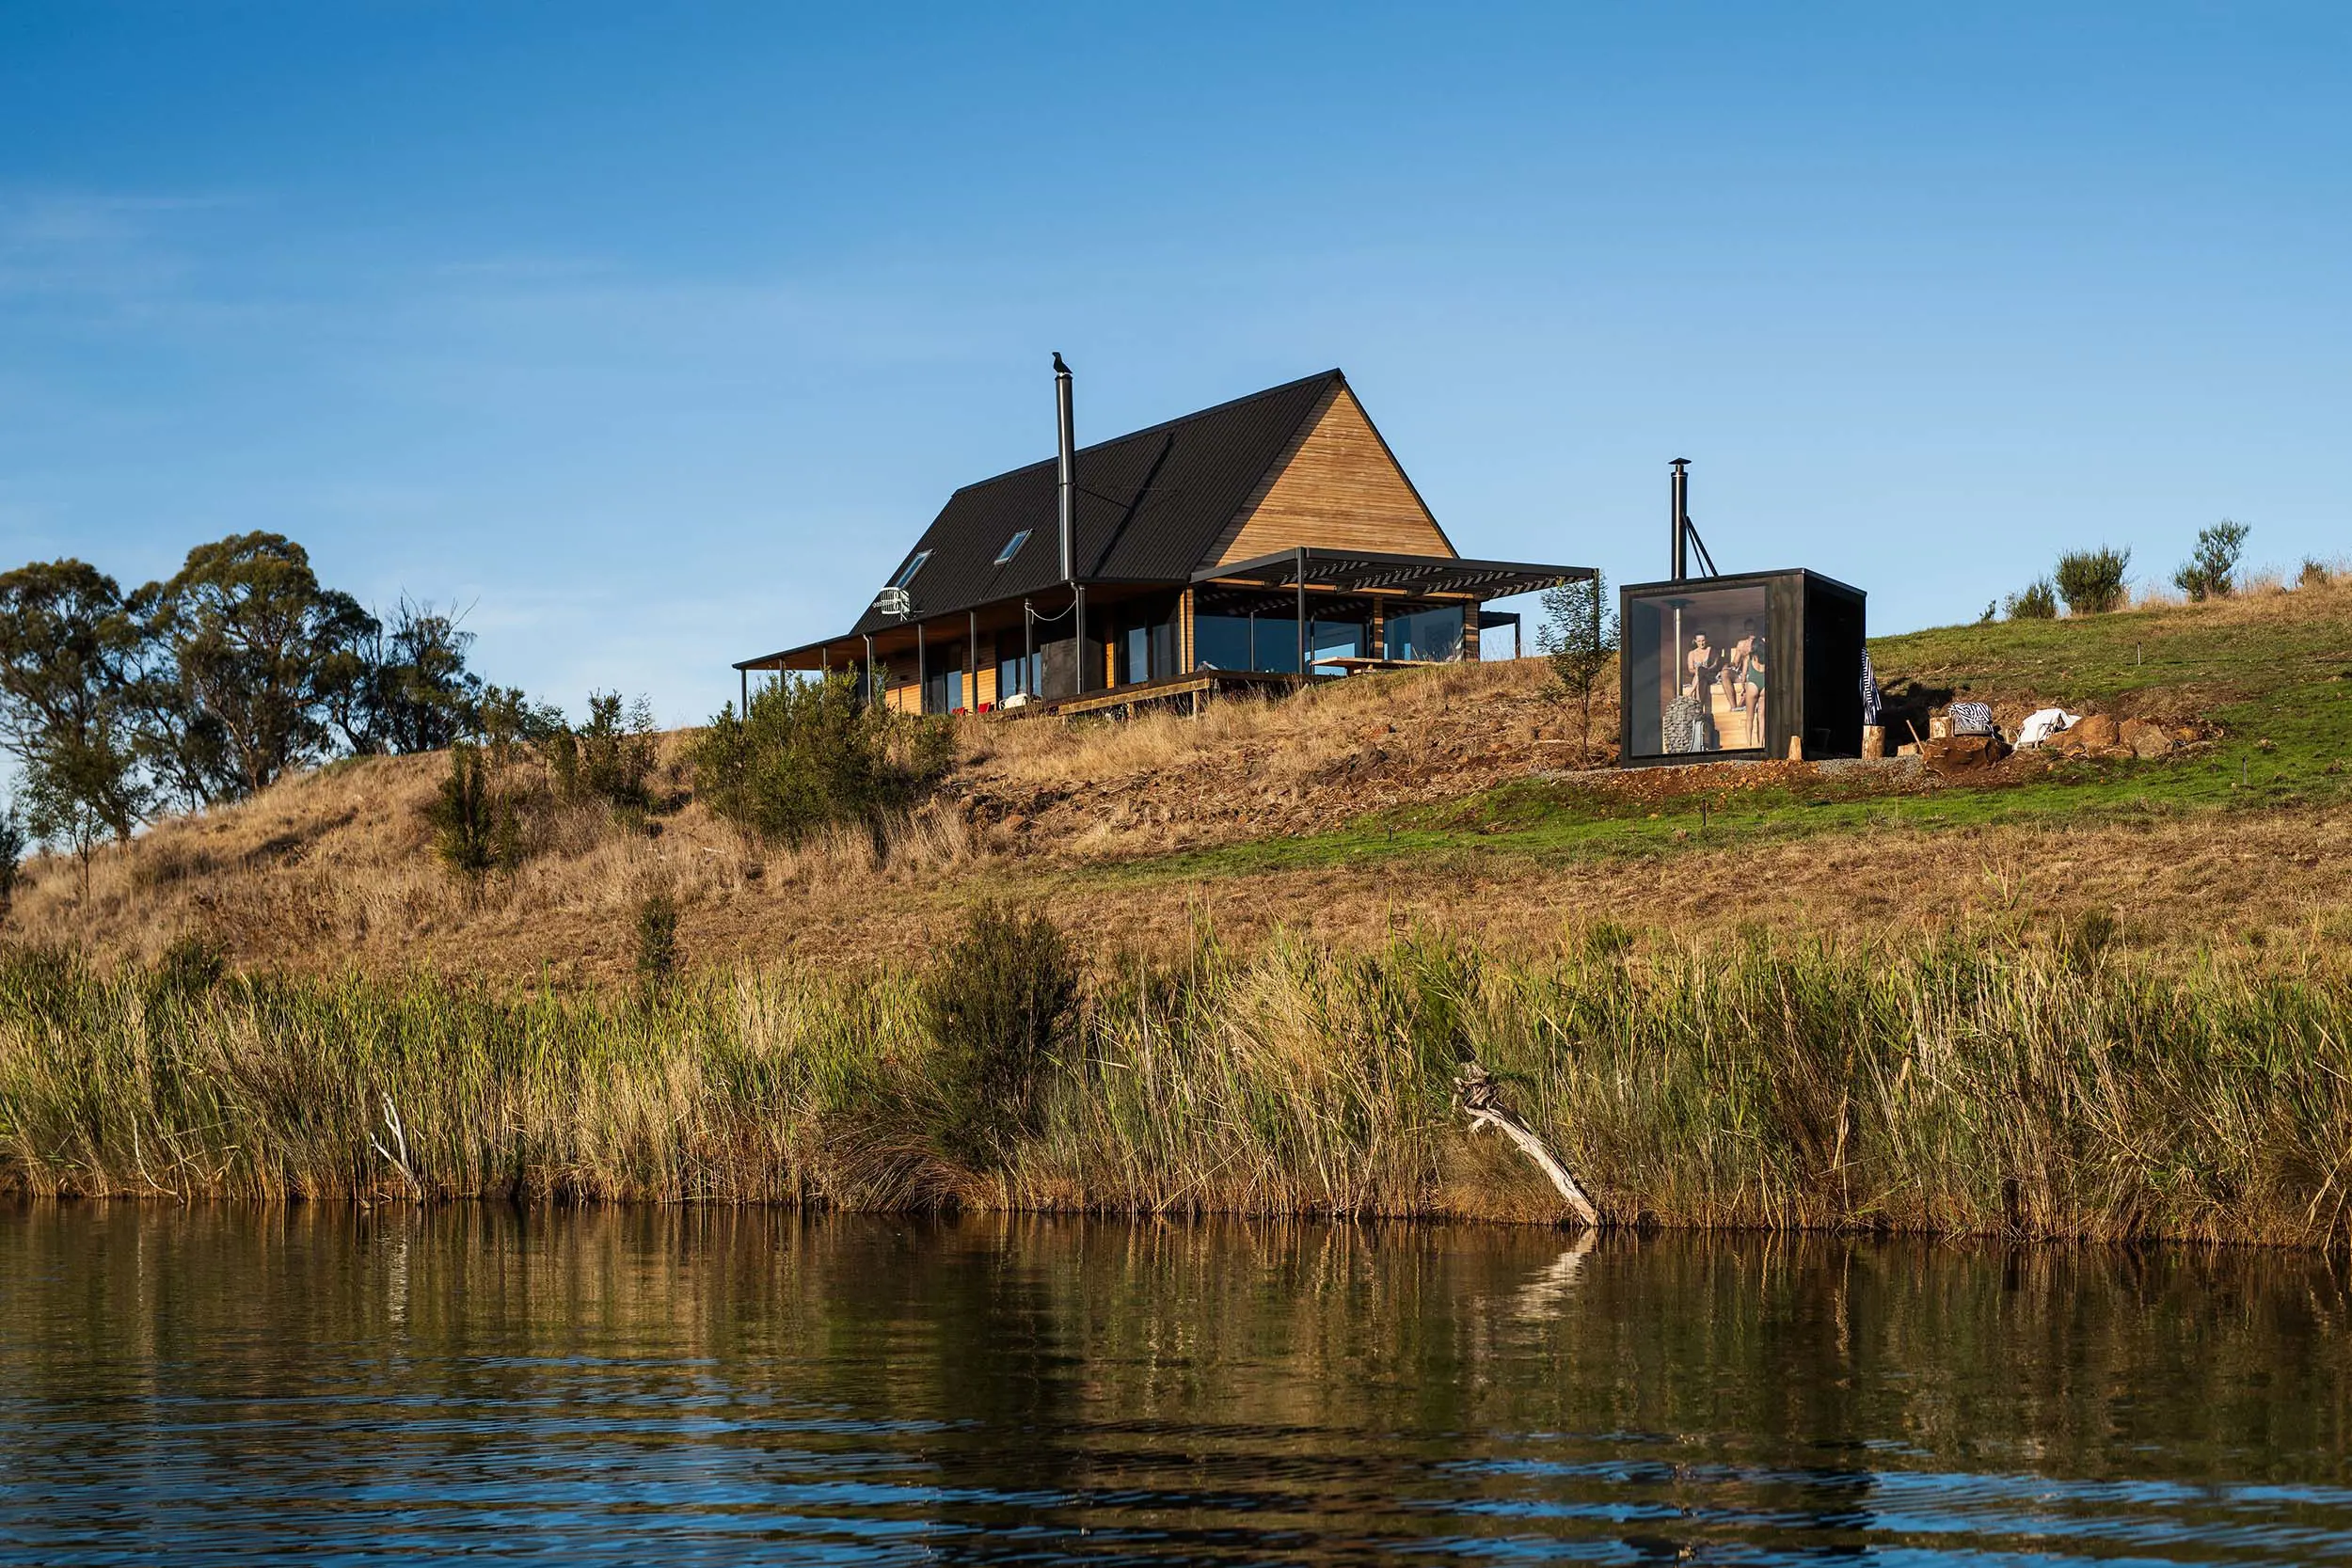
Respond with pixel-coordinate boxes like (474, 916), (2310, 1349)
(368, 1092), (424, 1201)
(1457, 1062), (1599, 1227)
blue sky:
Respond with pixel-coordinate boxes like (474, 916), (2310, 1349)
(3, 3), (2345, 724)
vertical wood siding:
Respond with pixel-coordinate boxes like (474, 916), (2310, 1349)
(1210, 386), (1455, 565)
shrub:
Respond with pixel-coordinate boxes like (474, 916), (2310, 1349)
(634, 891), (679, 987)
(423, 743), (522, 877)
(2299, 558), (2332, 590)
(152, 934), (227, 996)
(2003, 578), (2058, 620)
(2054, 547), (2131, 615)
(917, 901), (1079, 1169)
(0, 805), (23, 927)
(690, 674), (953, 847)
(472, 685), (565, 765)
(2173, 519), (2250, 602)
(568, 691), (659, 814)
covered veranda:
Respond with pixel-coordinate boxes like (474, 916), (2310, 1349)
(731, 547), (1590, 716)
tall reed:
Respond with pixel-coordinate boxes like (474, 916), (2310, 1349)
(4, 931), (2348, 1247)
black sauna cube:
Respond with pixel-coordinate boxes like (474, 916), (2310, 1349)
(1618, 569), (1867, 766)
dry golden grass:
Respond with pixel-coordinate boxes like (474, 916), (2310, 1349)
(953, 657), (1614, 851)
(8, 657), (1599, 983)
(5, 733), (983, 984)
(11, 579), (2349, 989)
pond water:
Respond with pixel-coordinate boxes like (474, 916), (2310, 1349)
(3, 1205), (2349, 1564)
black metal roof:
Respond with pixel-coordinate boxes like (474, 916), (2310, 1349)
(843, 369), (1347, 638)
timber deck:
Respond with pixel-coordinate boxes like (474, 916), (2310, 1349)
(1019, 669), (1306, 719)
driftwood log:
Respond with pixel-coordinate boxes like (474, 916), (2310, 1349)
(1456, 1062), (1600, 1227)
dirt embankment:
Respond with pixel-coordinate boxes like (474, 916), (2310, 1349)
(948, 658), (1615, 850)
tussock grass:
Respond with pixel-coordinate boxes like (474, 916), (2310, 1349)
(968, 656), (1558, 791)
(6, 927), (2348, 1247)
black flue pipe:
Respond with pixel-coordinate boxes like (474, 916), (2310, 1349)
(1054, 353), (1075, 584)
(1669, 458), (1691, 581)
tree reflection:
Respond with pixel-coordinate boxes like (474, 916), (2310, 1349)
(0, 1204), (2347, 1563)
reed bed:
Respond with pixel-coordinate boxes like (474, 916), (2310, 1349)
(4, 930), (2349, 1247)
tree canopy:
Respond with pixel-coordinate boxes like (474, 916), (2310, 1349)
(0, 532), (516, 870)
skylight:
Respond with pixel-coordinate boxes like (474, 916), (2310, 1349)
(890, 550), (931, 589)
(993, 530), (1032, 567)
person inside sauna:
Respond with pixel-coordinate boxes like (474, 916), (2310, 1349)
(1682, 632), (1721, 700)
(1637, 584), (1773, 755)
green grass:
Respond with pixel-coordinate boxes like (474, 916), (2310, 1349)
(1117, 594), (2352, 882)
(7, 926), (2352, 1247)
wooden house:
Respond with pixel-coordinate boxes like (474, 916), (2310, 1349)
(735, 366), (1586, 716)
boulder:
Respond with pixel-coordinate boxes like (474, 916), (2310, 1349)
(2073, 713), (2121, 749)
(2119, 719), (2174, 760)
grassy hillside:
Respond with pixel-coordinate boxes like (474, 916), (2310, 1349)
(10, 577), (2352, 984)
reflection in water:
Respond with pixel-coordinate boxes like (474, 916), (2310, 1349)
(3, 1204), (2350, 1564)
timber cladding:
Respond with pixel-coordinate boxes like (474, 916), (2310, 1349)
(1211, 385), (1456, 566)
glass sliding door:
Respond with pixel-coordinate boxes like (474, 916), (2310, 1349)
(921, 642), (964, 714)
(1383, 605), (1464, 662)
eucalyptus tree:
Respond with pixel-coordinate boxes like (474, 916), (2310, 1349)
(0, 559), (148, 842)
(136, 532), (374, 799)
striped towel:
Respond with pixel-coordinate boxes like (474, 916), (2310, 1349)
(1947, 701), (1994, 736)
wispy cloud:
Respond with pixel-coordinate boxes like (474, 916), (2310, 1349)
(0, 190), (240, 301)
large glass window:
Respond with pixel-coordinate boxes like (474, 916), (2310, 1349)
(1114, 608), (1177, 685)
(1194, 614), (1253, 672)
(1384, 605), (1464, 662)
(1624, 584), (1772, 756)
(1248, 616), (1299, 673)
(921, 642), (963, 714)
(1193, 610), (1364, 674)
(1310, 618), (1366, 671)
(996, 647), (1040, 702)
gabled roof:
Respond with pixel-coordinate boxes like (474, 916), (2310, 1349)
(846, 370), (1347, 637)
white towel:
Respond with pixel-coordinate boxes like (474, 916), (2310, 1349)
(2015, 707), (2080, 747)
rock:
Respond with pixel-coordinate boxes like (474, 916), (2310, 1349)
(1919, 735), (2009, 775)
(2119, 719), (2174, 760)
(2074, 714), (2121, 749)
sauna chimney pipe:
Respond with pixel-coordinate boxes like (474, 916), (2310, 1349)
(1055, 354), (1075, 583)
(1669, 458), (1691, 582)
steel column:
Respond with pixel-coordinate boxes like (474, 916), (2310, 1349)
(1295, 546), (1308, 677)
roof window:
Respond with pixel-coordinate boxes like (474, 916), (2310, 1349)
(890, 550), (931, 589)
(993, 530), (1032, 567)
